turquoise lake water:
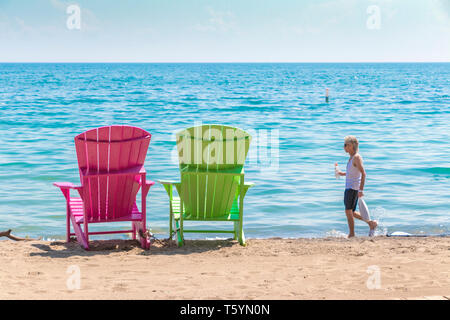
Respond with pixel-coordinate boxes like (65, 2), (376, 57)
(0, 63), (449, 240)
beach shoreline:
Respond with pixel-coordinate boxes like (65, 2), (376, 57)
(0, 236), (449, 300)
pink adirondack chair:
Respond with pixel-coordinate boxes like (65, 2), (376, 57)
(54, 126), (155, 250)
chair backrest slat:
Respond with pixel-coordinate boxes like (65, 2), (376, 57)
(108, 126), (123, 220)
(205, 174), (216, 219)
(97, 127), (110, 221)
(84, 129), (99, 222)
(117, 126), (135, 219)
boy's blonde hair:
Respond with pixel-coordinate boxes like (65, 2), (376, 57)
(344, 135), (359, 152)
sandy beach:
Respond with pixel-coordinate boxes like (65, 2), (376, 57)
(0, 236), (449, 300)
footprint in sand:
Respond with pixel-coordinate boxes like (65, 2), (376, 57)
(112, 283), (128, 292)
(86, 264), (100, 267)
(236, 284), (249, 290)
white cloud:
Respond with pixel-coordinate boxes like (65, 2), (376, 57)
(432, 0), (450, 25)
(0, 14), (42, 39)
(50, 0), (66, 11)
(193, 7), (238, 33)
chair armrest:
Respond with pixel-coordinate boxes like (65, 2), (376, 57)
(53, 182), (82, 200)
(144, 180), (156, 187)
(239, 182), (255, 198)
(158, 180), (180, 185)
(53, 182), (82, 190)
(158, 180), (180, 199)
(141, 180), (155, 197)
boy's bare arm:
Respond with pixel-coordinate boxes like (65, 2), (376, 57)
(353, 154), (366, 191)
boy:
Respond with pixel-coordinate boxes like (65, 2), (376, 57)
(336, 136), (377, 238)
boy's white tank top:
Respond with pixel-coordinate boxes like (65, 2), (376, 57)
(346, 155), (361, 190)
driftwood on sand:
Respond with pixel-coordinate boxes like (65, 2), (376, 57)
(0, 229), (40, 241)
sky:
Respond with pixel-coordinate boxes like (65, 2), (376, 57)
(0, 0), (449, 62)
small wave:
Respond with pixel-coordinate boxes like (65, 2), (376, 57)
(415, 167), (450, 176)
(325, 229), (347, 238)
(42, 237), (61, 242)
(111, 76), (138, 82)
(205, 237), (230, 241)
(246, 99), (267, 105)
(387, 232), (450, 237)
(127, 90), (147, 95)
(373, 225), (388, 237)
(0, 161), (32, 167)
(57, 98), (110, 105)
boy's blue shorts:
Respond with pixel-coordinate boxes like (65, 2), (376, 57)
(344, 188), (358, 212)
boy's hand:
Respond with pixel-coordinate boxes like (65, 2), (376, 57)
(358, 191), (364, 198)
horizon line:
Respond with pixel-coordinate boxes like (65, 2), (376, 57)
(0, 61), (449, 64)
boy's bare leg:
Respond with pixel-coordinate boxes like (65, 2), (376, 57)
(353, 211), (378, 229)
(345, 209), (355, 238)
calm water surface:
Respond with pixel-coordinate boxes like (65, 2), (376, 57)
(0, 63), (449, 239)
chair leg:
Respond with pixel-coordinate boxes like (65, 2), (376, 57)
(238, 221), (246, 246)
(131, 223), (136, 240)
(233, 221), (239, 240)
(134, 221), (150, 250)
(174, 218), (184, 247)
(180, 216), (185, 246)
(238, 176), (246, 246)
(66, 208), (71, 243)
(71, 220), (89, 250)
(169, 209), (173, 241)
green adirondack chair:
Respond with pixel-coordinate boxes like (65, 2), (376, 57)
(159, 125), (254, 246)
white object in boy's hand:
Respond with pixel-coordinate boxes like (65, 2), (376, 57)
(358, 198), (371, 221)
(334, 163), (340, 179)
